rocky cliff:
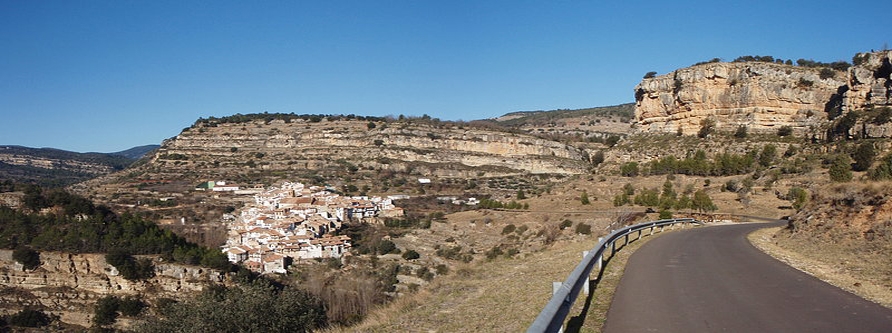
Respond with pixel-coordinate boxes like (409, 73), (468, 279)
(845, 50), (892, 111)
(634, 51), (892, 137)
(122, 117), (592, 186)
(634, 61), (845, 135)
(0, 250), (223, 328)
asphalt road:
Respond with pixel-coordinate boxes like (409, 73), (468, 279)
(602, 222), (892, 332)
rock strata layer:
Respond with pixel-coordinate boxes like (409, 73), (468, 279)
(634, 62), (844, 135)
(634, 51), (892, 136)
(0, 250), (222, 328)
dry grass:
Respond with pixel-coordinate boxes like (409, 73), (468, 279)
(324, 236), (600, 332)
(749, 227), (892, 308)
(328, 223), (682, 333)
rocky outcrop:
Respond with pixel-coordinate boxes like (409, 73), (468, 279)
(634, 51), (892, 138)
(0, 250), (223, 328)
(149, 118), (590, 180)
(634, 62), (845, 135)
(845, 50), (892, 111)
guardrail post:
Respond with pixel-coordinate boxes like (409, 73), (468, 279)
(582, 251), (590, 295)
(650, 226), (655, 236)
(595, 253), (603, 280)
(552, 282), (565, 333)
(637, 229), (642, 241)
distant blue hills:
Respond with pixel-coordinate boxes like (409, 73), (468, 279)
(0, 144), (159, 187)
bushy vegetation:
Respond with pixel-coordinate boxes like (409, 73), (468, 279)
(401, 249), (420, 260)
(731, 55), (851, 71)
(137, 280), (327, 332)
(828, 155), (853, 182)
(195, 112), (386, 127)
(0, 186), (232, 271)
(787, 187), (809, 210)
(478, 198), (528, 210)
(574, 223), (592, 235)
(637, 149), (759, 177)
(105, 249), (155, 281)
(5, 308), (53, 328)
(12, 246), (40, 270)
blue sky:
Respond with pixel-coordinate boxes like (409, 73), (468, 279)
(1, 1), (889, 153)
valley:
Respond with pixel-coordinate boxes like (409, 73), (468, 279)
(2, 50), (892, 332)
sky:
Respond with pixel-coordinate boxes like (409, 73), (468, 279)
(1, 1), (890, 153)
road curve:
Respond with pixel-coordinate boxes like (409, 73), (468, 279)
(603, 222), (892, 332)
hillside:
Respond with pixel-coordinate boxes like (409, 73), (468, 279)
(5, 50), (892, 331)
(111, 145), (160, 160)
(0, 145), (149, 187)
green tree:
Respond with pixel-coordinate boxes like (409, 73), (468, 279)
(659, 180), (677, 210)
(376, 240), (397, 254)
(633, 188), (660, 207)
(138, 281), (326, 333)
(787, 187), (809, 210)
(93, 296), (120, 327)
(591, 150), (605, 166)
(574, 223), (592, 235)
(674, 194), (692, 210)
(119, 296), (146, 317)
(620, 162), (639, 177)
(869, 153), (892, 180)
(734, 125), (748, 138)
(623, 183), (635, 196)
(759, 144), (777, 167)
(12, 246), (40, 270)
(613, 193), (630, 207)
(691, 190), (717, 213)
(106, 249), (154, 281)
(852, 142), (876, 172)
(559, 219), (573, 230)
(833, 112), (859, 140)
(828, 155), (853, 182)
(516, 189), (526, 200)
(580, 191), (590, 205)
(8, 308), (52, 328)
(777, 126), (793, 137)
(697, 118), (716, 138)
(401, 249), (420, 260)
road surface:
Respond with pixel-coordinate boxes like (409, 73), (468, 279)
(603, 222), (892, 332)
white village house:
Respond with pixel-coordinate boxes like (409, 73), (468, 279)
(221, 181), (402, 274)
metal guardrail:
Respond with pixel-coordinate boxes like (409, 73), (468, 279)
(527, 218), (701, 333)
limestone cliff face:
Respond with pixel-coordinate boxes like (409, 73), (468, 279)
(634, 62), (846, 134)
(845, 50), (892, 111)
(151, 119), (590, 180)
(0, 250), (223, 328)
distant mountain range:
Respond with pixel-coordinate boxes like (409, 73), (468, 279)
(0, 144), (159, 187)
(110, 145), (161, 159)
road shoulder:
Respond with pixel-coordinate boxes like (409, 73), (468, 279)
(748, 226), (892, 308)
